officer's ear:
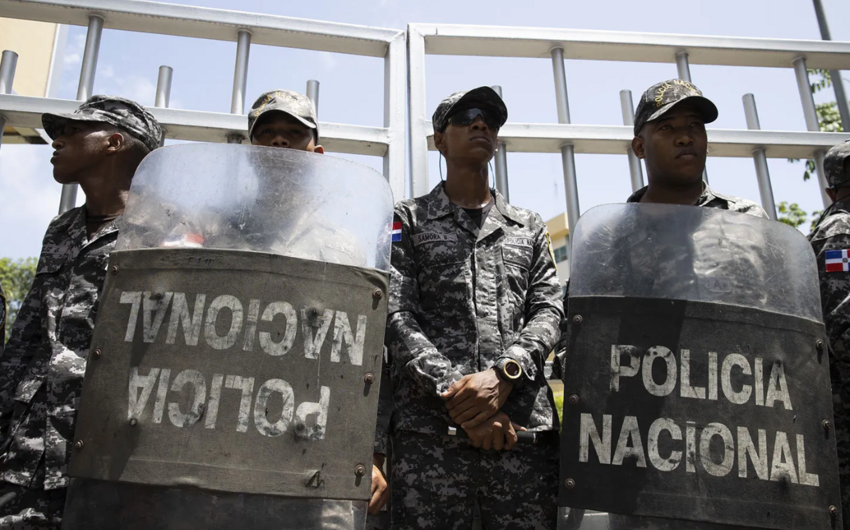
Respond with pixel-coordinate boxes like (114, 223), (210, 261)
(434, 130), (445, 155)
(311, 144), (324, 154)
(631, 135), (646, 159)
(105, 131), (126, 155)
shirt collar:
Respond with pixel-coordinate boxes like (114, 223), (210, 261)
(626, 181), (721, 207)
(424, 182), (525, 226)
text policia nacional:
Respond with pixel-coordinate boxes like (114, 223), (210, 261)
(578, 345), (820, 487)
(118, 290), (369, 438)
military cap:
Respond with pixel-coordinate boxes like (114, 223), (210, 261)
(633, 79), (718, 135)
(825, 140), (850, 188)
(42, 95), (163, 152)
(432, 86), (508, 133)
(248, 90), (318, 141)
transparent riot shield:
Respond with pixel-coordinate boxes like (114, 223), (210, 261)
(62, 144), (393, 530)
(558, 204), (842, 530)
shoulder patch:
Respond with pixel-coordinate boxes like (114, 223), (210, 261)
(544, 231), (557, 265)
(392, 222), (402, 243)
(825, 249), (850, 273)
(411, 232), (457, 247)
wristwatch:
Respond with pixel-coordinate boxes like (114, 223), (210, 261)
(493, 358), (523, 387)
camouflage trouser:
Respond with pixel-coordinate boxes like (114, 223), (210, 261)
(0, 483), (64, 529)
(390, 430), (559, 530)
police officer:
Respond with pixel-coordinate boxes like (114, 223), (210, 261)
(247, 89), (323, 153)
(387, 86), (563, 529)
(809, 140), (850, 530)
(248, 89), (390, 516)
(629, 79), (767, 217)
(0, 96), (162, 527)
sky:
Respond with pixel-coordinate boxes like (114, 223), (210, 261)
(2, 0), (850, 259)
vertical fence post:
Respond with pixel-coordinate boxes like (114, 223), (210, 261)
(154, 65), (172, 147)
(59, 14), (104, 214)
(812, 0), (850, 130)
(742, 94), (778, 220)
(306, 79), (320, 117)
(491, 85), (509, 201)
(0, 50), (18, 148)
(619, 89), (644, 192)
(551, 47), (579, 274)
(793, 56), (831, 207)
(155, 65), (172, 108)
(227, 29), (251, 144)
(675, 51), (692, 82)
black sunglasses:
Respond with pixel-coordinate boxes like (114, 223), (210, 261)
(446, 108), (501, 130)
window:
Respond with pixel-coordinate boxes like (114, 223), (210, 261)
(553, 246), (568, 263)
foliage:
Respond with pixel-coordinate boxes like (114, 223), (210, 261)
(776, 201), (808, 228)
(0, 257), (38, 343)
(789, 70), (845, 181)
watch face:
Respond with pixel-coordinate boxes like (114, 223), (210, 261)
(504, 360), (521, 378)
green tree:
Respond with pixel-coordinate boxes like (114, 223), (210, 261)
(789, 70), (845, 181)
(0, 257), (38, 343)
(776, 201), (808, 228)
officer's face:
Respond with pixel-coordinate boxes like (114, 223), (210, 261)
(433, 113), (499, 165)
(632, 102), (707, 186)
(251, 112), (323, 153)
(50, 121), (116, 184)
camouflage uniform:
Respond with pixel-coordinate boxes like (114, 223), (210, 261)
(809, 140), (850, 530)
(0, 208), (117, 528)
(387, 183), (563, 529)
(0, 95), (160, 529)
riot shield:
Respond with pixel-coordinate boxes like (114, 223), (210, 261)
(559, 204), (842, 530)
(62, 144), (393, 530)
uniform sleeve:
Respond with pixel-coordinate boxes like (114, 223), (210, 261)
(385, 209), (464, 396)
(499, 220), (564, 382)
(0, 260), (47, 441)
(815, 233), (850, 356)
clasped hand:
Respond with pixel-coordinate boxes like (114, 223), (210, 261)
(442, 369), (525, 450)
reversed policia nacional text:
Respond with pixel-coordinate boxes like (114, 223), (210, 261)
(120, 290), (370, 439)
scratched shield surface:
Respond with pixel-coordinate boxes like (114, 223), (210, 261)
(559, 204), (842, 530)
(69, 248), (388, 501)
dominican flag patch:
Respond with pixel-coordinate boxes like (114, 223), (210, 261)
(825, 249), (850, 272)
(392, 222), (402, 242)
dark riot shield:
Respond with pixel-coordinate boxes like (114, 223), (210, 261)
(62, 145), (393, 530)
(558, 204), (842, 530)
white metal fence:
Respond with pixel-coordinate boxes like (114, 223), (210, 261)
(0, 0), (407, 210)
(2, 0), (850, 228)
(408, 23), (850, 231)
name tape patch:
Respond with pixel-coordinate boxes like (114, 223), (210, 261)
(412, 233), (458, 247)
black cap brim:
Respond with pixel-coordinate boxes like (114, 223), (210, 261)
(644, 96), (718, 131)
(248, 109), (318, 141)
(444, 87), (508, 128)
(41, 112), (105, 141)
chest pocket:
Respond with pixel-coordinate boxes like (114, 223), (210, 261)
(502, 242), (533, 300)
(414, 234), (469, 310)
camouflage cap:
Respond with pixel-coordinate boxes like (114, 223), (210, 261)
(42, 95), (163, 152)
(633, 79), (718, 135)
(432, 86), (508, 133)
(248, 90), (318, 141)
(825, 140), (850, 188)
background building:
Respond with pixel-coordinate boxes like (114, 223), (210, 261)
(546, 212), (569, 293)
